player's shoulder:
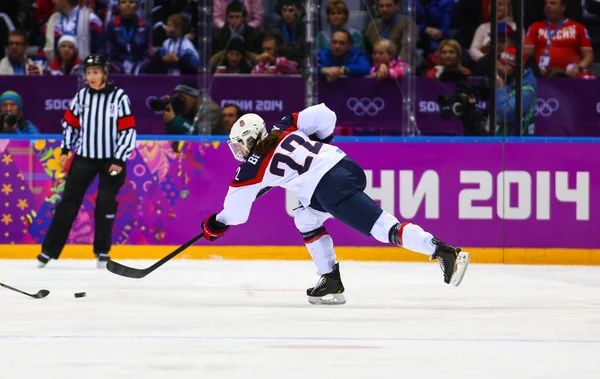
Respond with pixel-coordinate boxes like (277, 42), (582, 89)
(270, 113), (299, 133)
(230, 153), (271, 187)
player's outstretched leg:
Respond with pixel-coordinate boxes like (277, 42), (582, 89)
(382, 217), (470, 287)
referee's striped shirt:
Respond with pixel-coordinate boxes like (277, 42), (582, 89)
(61, 86), (136, 161)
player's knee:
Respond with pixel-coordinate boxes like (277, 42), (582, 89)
(301, 226), (329, 244)
(293, 207), (310, 231)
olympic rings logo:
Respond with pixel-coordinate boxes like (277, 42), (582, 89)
(535, 98), (559, 117)
(346, 97), (385, 116)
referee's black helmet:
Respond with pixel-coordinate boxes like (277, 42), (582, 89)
(83, 54), (111, 75)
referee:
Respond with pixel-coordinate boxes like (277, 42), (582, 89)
(37, 54), (136, 269)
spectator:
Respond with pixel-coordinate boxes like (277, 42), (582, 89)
(41, 0), (105, 61)
(212, 2), (263, 55)
(251, 33), (299, 75)
(106, 0), (152, 74)
(0, 11), (16, 61)
(222, 103), (243, 132)
(469, 0), (516, 62)
(150, 13), (199, 75)
(150, 0), (197, 47)
(425, 39), (471, 79)
(472, 22), (516, 77)
(270, 0), (306, 65)
(524, 0), (583, 29)
(416, 0), (459, 56)
(0, 90), (39, 134)
(160, 79), (226, 135)
(363, 0), (418, 62)
(0, 30), (41, 75)
(214, 0), (263, 30)
(212, 37), (254, 74)
(371, 39), (409, 80)
(495, 47), (537, 136)
(525, 0), (594, 78)
(46, 34), (83, 75)
(318, 30), (371, 82)
(101, 0), (146, 28)
(452, 0), (518, 50)
(316, 0), (364, 51)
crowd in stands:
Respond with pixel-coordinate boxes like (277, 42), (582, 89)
(0, 0), (598, 79)
(1, 0), (600, 136)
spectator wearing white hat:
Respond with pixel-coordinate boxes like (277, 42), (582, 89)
(46, 34), (83, 76)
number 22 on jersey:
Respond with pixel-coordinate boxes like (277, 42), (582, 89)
(269, 134), (323, 176)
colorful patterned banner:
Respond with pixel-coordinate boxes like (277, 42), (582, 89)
(0, 139), (598, 249)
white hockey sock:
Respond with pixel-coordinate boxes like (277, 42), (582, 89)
(305, 232), (336, 275)
(370, 212), (435, 256)
(370, 211), (400, 243)
(400, 223), (436, 256)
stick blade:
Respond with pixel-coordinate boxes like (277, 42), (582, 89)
(34, 290), (50, 299)
(106, 259), (149, 279)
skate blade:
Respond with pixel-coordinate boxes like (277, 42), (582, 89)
(308, 293), (346, 305)
(96, 260), (107, 269)
(450, 251), (470, 287)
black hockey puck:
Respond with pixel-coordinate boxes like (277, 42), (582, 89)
(74, 292), (86, 298)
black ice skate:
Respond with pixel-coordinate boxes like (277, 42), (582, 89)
(430, 238), (470, 287)
(95, 252), (110, 269)
(306, 263), (346, 305)
(36, 253), (51, 268)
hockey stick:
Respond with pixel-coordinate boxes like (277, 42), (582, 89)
(0, 282), (50, 299)
(106, 186), (274, 279)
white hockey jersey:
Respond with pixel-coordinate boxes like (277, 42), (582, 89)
(216, 104), (346, 226)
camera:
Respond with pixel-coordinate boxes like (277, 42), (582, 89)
(0, 113), (18, 132)
(437, 79), (490, 136)
(149, 94), (185, 114)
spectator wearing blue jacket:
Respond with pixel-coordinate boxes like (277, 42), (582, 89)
(106, 0), (152, 74)
(416, 0), (460, 56)
(318, 30), (370, 82)
(495, 48), (537, 136)
(0, 91), (39, 135)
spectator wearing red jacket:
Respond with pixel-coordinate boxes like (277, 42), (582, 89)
(524, 0), (594, 78)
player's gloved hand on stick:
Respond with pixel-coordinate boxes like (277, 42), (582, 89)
(202, 214), (229, 241)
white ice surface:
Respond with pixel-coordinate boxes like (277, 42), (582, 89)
(1, 259), (599, 379)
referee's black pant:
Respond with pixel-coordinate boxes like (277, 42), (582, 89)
(42, 156), (126, 259)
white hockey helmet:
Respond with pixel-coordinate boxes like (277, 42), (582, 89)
(227, 113), (267, 162)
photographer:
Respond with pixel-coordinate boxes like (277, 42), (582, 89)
(0, 90), (39, 134)
(154, 79), (226, 135)
(495, 48), (537, 136)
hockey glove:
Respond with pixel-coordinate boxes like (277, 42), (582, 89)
(202, 214), (229, 241)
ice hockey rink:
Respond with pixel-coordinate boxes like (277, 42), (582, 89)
(1, 259), (598, 379)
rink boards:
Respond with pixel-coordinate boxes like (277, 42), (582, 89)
(0, 137), (598, 264)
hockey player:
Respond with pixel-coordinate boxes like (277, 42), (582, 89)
(200, 104), (469, 305)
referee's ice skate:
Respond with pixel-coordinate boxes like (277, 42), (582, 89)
(430, 238), (470, 287)
(306, 263), (346, 305)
